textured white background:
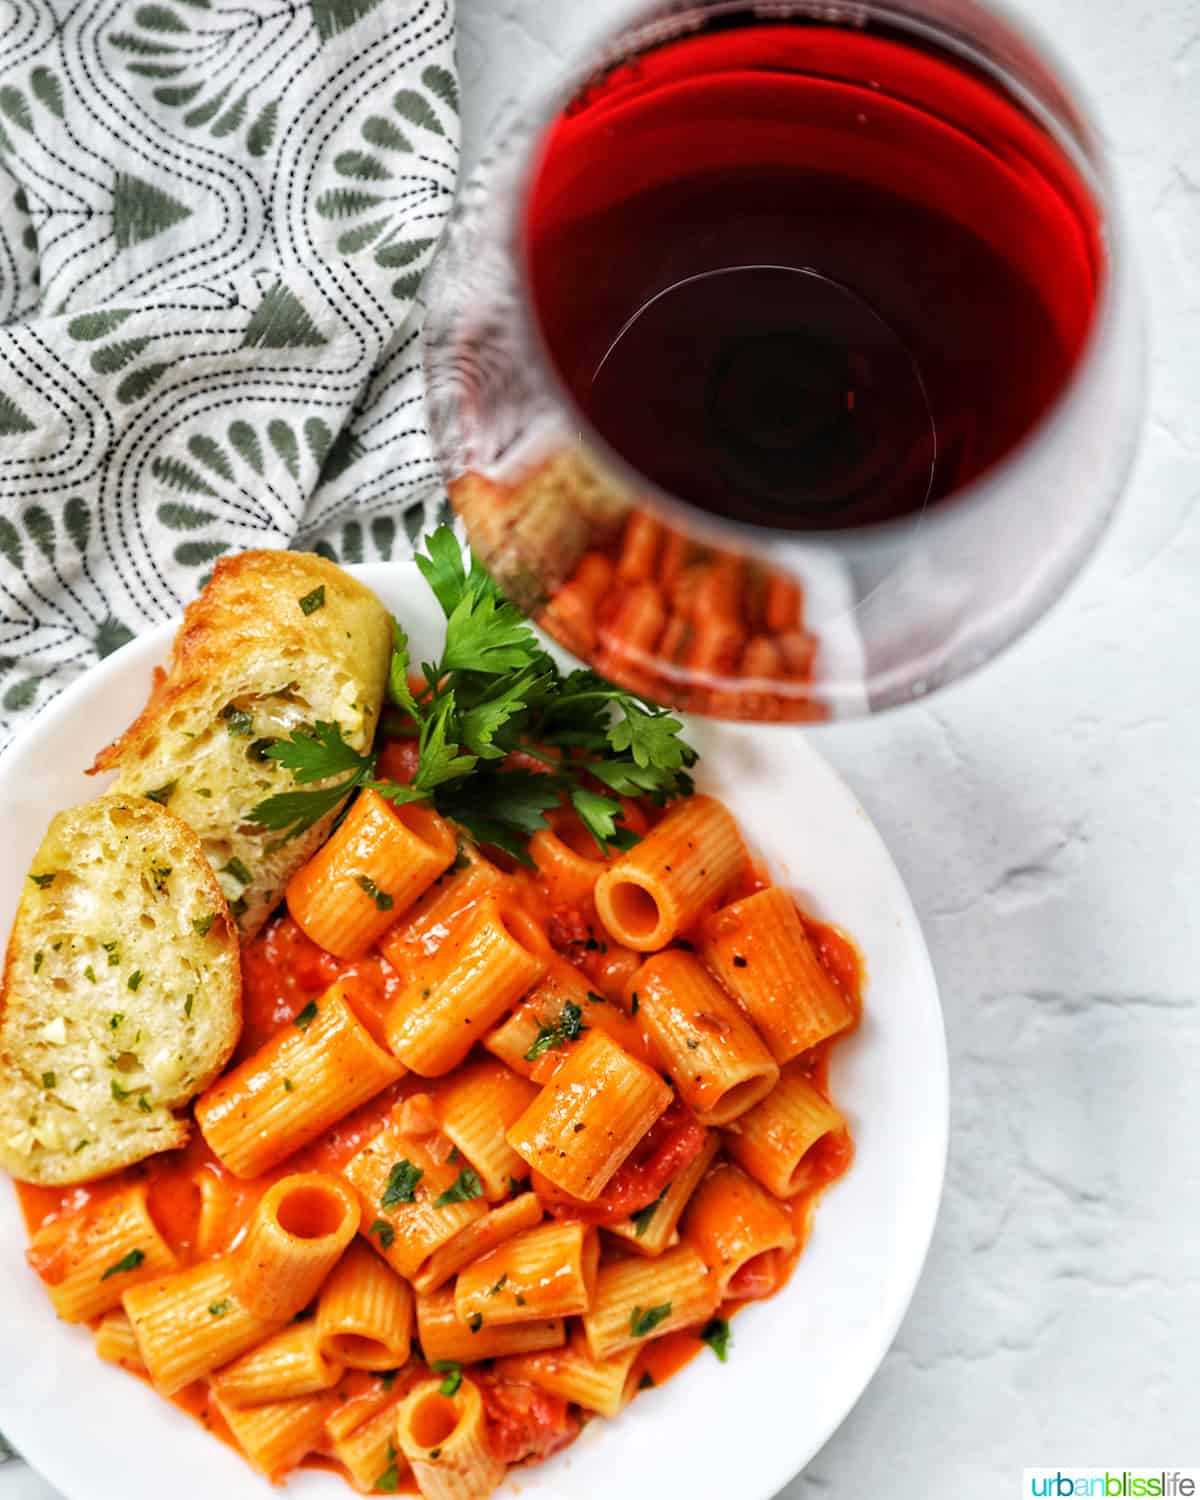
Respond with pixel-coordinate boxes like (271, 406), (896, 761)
(4, 2), (1196, 1498)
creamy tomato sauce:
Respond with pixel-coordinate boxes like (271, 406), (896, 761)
(16, 774), (863, 1478)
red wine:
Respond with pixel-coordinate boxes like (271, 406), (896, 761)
(523, 22), (1102, 531)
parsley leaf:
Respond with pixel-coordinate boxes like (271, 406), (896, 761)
(299, 585), (326, 616)
(357, 874), (394, 911)
(387, 618), (421, 719)
(368, 1219), (395, 1250)
(294, 1000), (318, 1029)
(431, 1360), (463, 1396)
(433, 1168), (483, 1207)
(631, 1186), (667, 1238)
(701, 1317), (731, 1362)
(414, 526), (472, 617)
(524, 1000), (585, 1061)
(630, 1302), (673, 1338)
(381, 1159), (423, 1208)
(101, 1248), (145, 1280)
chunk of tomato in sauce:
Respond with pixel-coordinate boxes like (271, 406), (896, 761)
(477, 1375), (581, 1466)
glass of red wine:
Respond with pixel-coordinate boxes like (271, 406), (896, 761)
(423, 0), (1143, 720)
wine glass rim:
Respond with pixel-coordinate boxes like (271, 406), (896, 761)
(502, 0), (1129, 564)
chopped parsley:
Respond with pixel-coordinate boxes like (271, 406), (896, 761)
(298, 585), (326, 616)
(356, 874), (395, 912)
(84, 965), (97, 983)
(523, 1000), (585, 1062)
(30, 872), (57, 889)
(144, 782), (176, 806)
(431, 1360), (462, 1397)
(586, 991), (607, 1005)
(630, 1302), (672, 1339)
(701, 1317), (731, 1363)
(487, 1272), (508, 1297)
(184, 994), (194, 1018)
(732, 955), (748, 969)
(109, 1012), (124, 1030)
(368, 1219), (396, 1249)
(433, 1168), (483, 1207)
(375, 1462), (399, 1494)
(283, 1078), (295, 1093)
(111, 1079), (150, 1104)
(222, 704), (254, 736)
(631, 1187), (668, 1239)
(467, 1312), (483, 1333)
(208, 1299), (232, 1318)
(221, 856), (252, 887)
(127, 970), (143, 992)
(381, 1159), (423, 1208)
(294, 1000), (318, 1030)
(631, 992), (640, 1016)
(193, 913), (216, 937)
(41, 1071), (56, 1089)
(32, 951), (43, 974)
(150, 864), (171, 894)
(100, 1248), (145, 1281)
(103, 941), (121, 966)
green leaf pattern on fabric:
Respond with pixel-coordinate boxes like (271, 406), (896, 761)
(0, 0), (460, 744)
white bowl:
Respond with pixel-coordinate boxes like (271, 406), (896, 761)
(0, 562), (947, 1500)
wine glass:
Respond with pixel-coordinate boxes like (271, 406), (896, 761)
(423, 0), (1144, 720)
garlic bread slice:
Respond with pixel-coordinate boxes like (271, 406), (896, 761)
(0, 795), (240, 1185)
(90, 550), (391, 939)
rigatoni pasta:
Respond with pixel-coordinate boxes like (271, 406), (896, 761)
(214, 1389), (337, 1482)
(594, 794), (745, 949)
(395, 1377), (505, 1500)
(455, 1221), (598, 1326)
(681, 1160), (796, 1297)
(409, 1192), (543, 1297)
(316, 1241), (413, 1370)
(286, 789), (457, 959)
(605, 1132), (719, 1256)
(506, 1028), (672, 1200)
(724, 1064), (847, 1199)
(416, 1287), (565, 1366)
(496, 1331), (641, 1419)
(701, 886), (854, 1060)
(232, 1172), (360, 1321)
(195, 976), (403, 1178)
(122, 1260), (276, 1393)
(582, 1245), (718, 1361)
(386, 898), (548, 1076)
(210, 1320), (343, 1406)
(327, 1397), (408, 1492)
(435, 1059), (538, 1201)
(630, 950), (778, 1124)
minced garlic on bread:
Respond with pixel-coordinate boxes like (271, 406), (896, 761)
(0, 795), (240, 1185)
(90, 550), (392, 939)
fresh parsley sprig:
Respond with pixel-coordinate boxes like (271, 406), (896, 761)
(248, 526), (696, 860)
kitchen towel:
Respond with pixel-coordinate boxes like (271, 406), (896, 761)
(0, 0), (460, 749)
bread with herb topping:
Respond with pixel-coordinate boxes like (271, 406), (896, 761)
(0, 795), (241, 1184)
(90, 550), (392, 940)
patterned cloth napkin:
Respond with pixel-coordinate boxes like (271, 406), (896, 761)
(0, 0), (460, 750)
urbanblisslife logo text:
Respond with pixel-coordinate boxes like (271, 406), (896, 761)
(1024, 1474), (1199, 1497)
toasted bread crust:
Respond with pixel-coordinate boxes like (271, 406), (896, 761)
(0, 795), (241, 1185)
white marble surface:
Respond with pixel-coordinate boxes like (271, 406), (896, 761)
(457, 0), (1200, 1489)
(5, 2), (1196, 1497)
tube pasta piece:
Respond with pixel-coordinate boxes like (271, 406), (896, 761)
(435, 1059), (538, 1202)
(378, 849), (509, 982)
(483, 958), (595, 1081)
(701, 887), (854, 1061)
(455, 1221), (598, 1327)
(506, 1029), (672, 1201)
(211, 1320), (344, 1406)
(605, 1132), (719, 1257)
(327, 1378), (409, 1445)
(123, 1260), (276, 1393)
(410, 1193), (543, 1297)
(582, 1245), (717, 1362)
(214, 1389), (337, 1482)
(195, 976), (404, 1178)
(94, 1309), (145, 1372)
(681, 1160), (796, 1298)
(416, 1288), (565, 1366)
(595, 581), (667, 697)
(528, 827), (607, 907)
(630, 951), (778, 1125)
(394, 1377), (505, 1500)
(316, 1241), (414, 1371)
(385, 898), (548, 1077)
(328, 1397), (408, 1493)
(343, 1118), (488, 1281)
(286, 789), (457, 960)
(594, 795), (746, 950)
(724, 1065), (846, 1198)
(26, 1181), (178, 1323)
(616, 511), (664, 583)
(232, 1172), (360, 1321)
(496, 1329), (640, 1419)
